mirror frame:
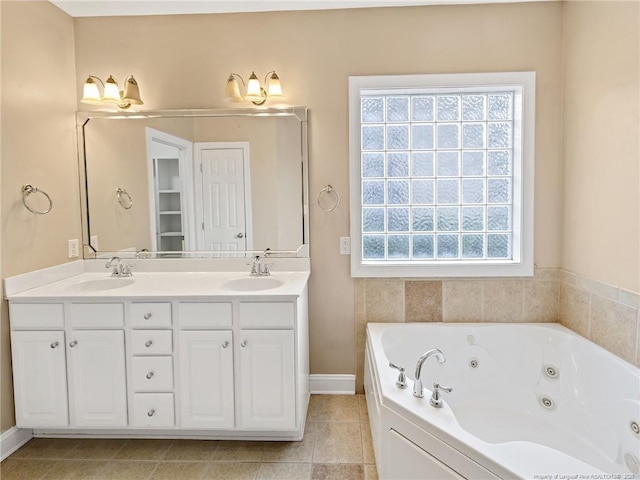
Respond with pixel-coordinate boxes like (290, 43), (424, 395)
(76, 107), (309, 259)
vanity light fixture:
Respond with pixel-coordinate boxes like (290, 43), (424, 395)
(225, 71), (283, 105)
(81, 75), (144, 109)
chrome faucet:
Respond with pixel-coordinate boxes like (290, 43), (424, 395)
(248, 250), (274, 276)
(105, 256), (133, 277)
(413, 348), (446, 398)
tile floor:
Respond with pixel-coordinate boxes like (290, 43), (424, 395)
(1, 395), (377, 480)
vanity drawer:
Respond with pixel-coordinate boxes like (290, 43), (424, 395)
(130, 303), (172, 328)
(69, 303), (124, 328)
(131, 357), (173, 392)
(132, 393), (175, 428)
(9, 303), (64, 329)
(131, 330), (172, 355)
(178, 302), (232, 328)
(240, 302), (294, 328)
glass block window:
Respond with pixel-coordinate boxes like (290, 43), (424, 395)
(349, 72), (535, 277)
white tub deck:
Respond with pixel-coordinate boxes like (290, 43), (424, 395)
(365, 323), (640, 479)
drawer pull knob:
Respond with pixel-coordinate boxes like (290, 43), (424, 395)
(144, 313), (152, 320)
(50, 341), (59, 349)
(147, 409), (155, 417)
(69, 340), (78, 347)
(146, 371), (154, 379)
(145, 340), (153, 348)
(222, 341), (229, 348)
(241, 340), (248, 347)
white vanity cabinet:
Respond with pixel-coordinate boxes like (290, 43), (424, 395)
(179, 330), (235, 429)
(9, 302), (128, 428)
(177, 298), (306, 434)
(7, 271), (310, 440)
(67, 303), (127, 427)
(10, 330), (68, 427)
(239, 329), (295, 429)
(129, 302), (175, 428)
(237, 301), (297, 430)
(66, 329), (127, 427)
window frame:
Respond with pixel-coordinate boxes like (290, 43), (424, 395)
(349, 72), (536, 278)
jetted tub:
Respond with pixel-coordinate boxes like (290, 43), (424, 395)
(364, 323), (640, 479)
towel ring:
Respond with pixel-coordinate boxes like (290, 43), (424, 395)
(22, 184), (53, 215)
(116, 188), (133, 209)
(317, 184), (340, 212)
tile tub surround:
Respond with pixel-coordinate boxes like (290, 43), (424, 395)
(0, 395), (377, 480)
(354, 269), (639, 392)
(559, 271), (640, 366)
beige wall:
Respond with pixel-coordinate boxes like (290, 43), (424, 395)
(561, 0), (640, 293)
(0, 1), (79, 431)
(73, 2), (565, 379)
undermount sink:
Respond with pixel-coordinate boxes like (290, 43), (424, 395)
(221, 277), (285, 292)
(66, 277), (135, 292)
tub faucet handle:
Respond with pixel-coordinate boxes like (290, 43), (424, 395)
(389, 362), (408, 389)
(430, 382), (452, 408)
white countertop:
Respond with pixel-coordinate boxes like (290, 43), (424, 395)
(4, 260), (310, 300)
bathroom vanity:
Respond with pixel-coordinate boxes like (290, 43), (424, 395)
(5, 260), (310, 440)
(5, 106), (312, 441)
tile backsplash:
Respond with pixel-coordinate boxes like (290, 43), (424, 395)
(354, 269), (639, 392)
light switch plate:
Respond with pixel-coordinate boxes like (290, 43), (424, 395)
(340, 237), (351, 255)
(68, 239), (79, 258)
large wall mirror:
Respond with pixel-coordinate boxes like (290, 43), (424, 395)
(77, 107), (309, 258)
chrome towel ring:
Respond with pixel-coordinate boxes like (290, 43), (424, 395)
(317, 184), (340, 212)
(22, 184), (53, 215)
(116, 188), (133, 209)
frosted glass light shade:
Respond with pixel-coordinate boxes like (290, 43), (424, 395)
(122, 76), (143, 105)
(225, 75), (243, 102)
(80, 77), (102, 105)
(244, 72), (263, 102)
(267, 72), (283, 98)
(102, 75), (122, 103)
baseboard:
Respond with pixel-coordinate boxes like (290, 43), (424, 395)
(309, 374), (356, 394)
(0, 427), (33, 461)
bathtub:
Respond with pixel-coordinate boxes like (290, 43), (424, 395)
(364, 323), (640, 479)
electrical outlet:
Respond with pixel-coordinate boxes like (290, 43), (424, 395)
(90, 235), (99, 251)
(340, 237), (351, 255)
(68, 239), (79, 258)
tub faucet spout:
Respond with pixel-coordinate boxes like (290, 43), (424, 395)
(413, 348), (446, 398)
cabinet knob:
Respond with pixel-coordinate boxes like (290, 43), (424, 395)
(147, 409), (155, 417)
(50, 341), (59, 349)
(241, 340), (248, 347)
(69, 340), (78, 347)
(222, 341), (229, 349)
(145, 340), (153, 348)
(144, 313), (152, 320)
(146, 371), (154, 379)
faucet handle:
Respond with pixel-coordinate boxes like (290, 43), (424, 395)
(121, 262), (133, 276)
(430, 382), (453, 408)
(260, 261), (274, 276)
(389, 362), (408, 389)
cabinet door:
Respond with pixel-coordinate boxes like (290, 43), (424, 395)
(67, 330), (127, 427)
(11, 331), (68, 427)
(179, 330), (234, 429)
(239, 330), (295, 430)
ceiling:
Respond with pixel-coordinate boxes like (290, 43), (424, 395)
(50, 0), (553, 17)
